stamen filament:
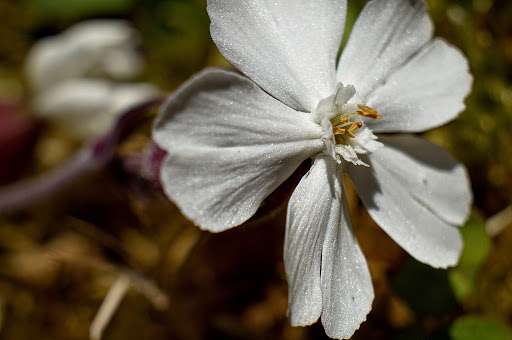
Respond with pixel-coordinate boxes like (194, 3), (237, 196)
(334, 135), (344, 144)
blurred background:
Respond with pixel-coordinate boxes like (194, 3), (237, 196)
(0, 0), (511, 339)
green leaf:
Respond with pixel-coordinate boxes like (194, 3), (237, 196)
(450, 316), (512, 340)
(448, 217), (491, 300)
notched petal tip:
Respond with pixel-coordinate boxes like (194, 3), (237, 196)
(323, 313), (371, 340)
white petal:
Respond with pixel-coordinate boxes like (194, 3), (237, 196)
(109, 83), (160, 114)
(337, 0), (432, 100)
(285, 161), (325, 326)
(25, 20), (142, 91)
(33, 79), (158, 139)
(208, 0), (346, 112)
(33, 79), (113, 139)
(285, 155), (373, 339)
(348, 135), (471, 268)
(159, 143), (319, 232)
(366, 39), (472, 133)
(153, 69), (323, 148)
(153, 69), (324, 232)
(33, 78), (112, 119)
(82, 82), (159, 138)
(65, 20), (143, 79)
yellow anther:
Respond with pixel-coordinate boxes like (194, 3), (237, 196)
(348, 122), (362, 132)
(331, 105), (380, 143)
(332, 121), (363, 139)
(356, 104), (381, 119)
(343, 122), (362, 138)
(333, 128), (346, 136)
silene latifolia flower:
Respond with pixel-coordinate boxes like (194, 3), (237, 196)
(153, 0), (472, 338)
(25, 20), (159, 139)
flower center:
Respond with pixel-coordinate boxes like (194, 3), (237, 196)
(332, 104), (381, 143)
(315, 83), (383, 167)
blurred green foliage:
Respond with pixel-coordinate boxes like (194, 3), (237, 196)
(450, 315), (512, 340)
(448, 217), (491, 300)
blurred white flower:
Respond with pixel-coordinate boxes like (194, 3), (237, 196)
(153, 0), (472, 338)
(26, 20), (144, 90)
(25, 20), (159, 139)
(34, 78), (158, 139)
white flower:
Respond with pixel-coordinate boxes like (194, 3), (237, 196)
(25, 20), (144, 91)
(152, 0), (472, 338)
(25, 20), (160, 139)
